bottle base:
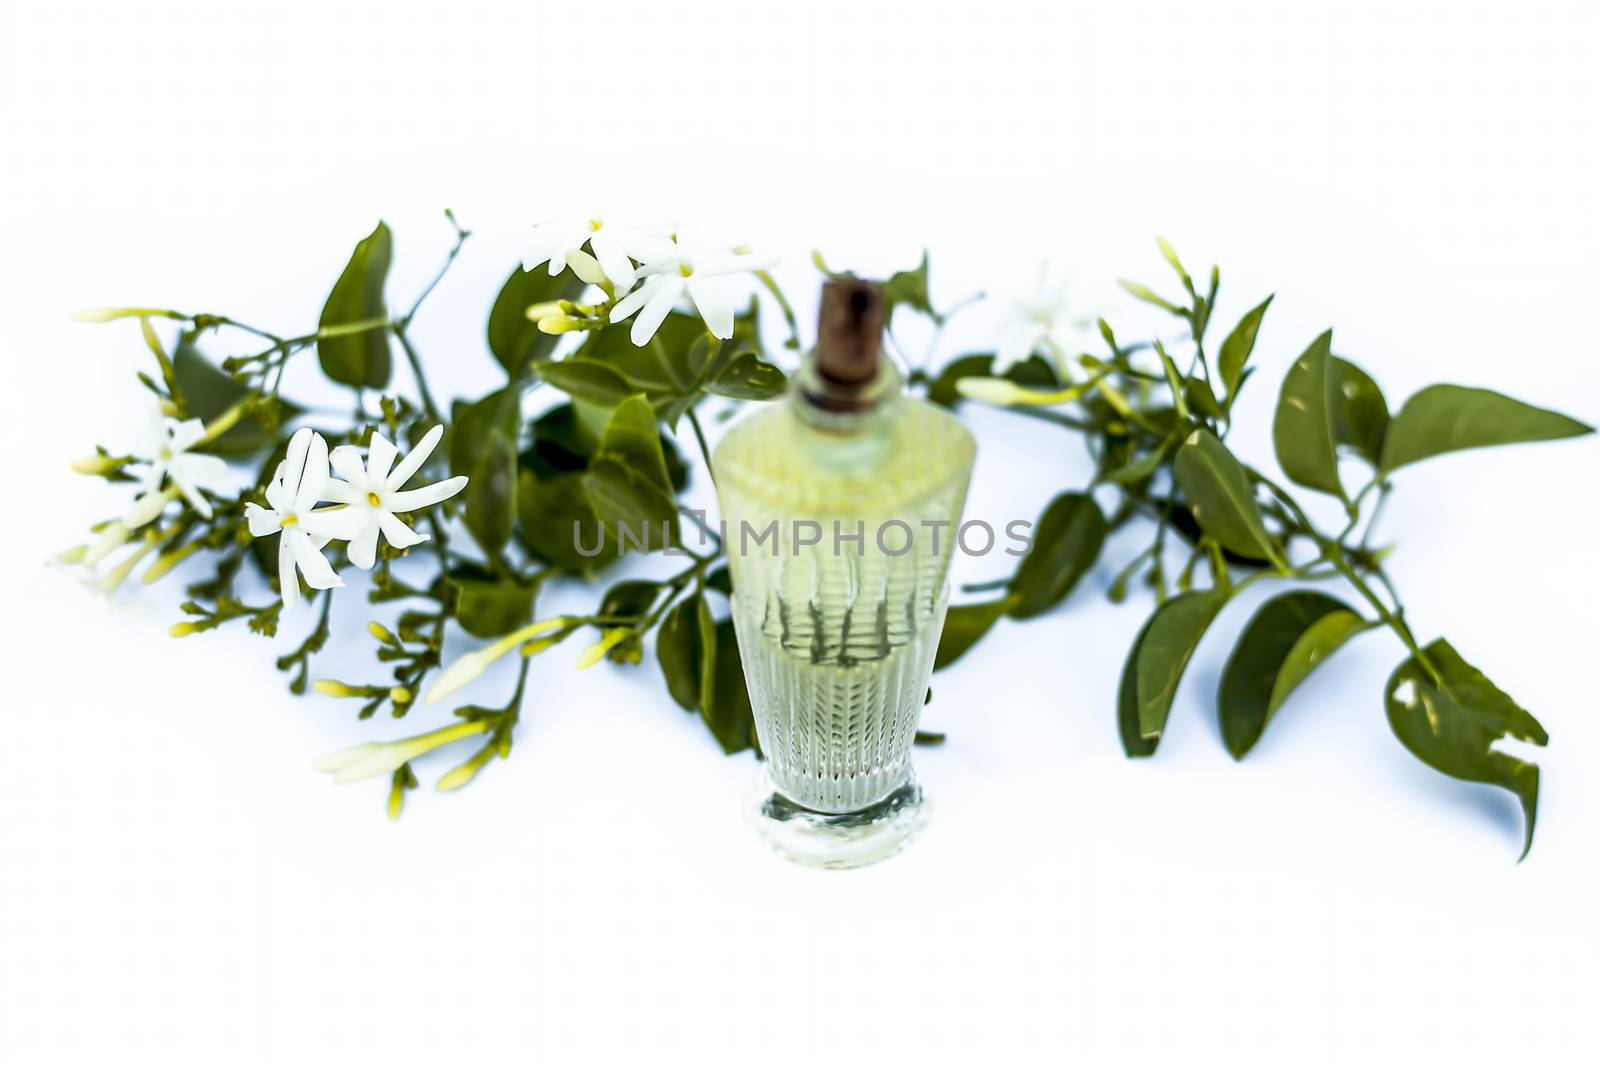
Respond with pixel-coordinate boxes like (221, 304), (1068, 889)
(746, 765), (928, 870)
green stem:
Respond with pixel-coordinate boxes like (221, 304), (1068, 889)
(755, 269), (800, 349)
(687, 407), (715, 487)
(1247, 464), (1438, 682)
(402, 209), (470, 326)
(393, 327), (444, 424)
(961, 577), (1011, 594)
(996, 404), (1096, 432)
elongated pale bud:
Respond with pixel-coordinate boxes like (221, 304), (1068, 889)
(524, 300), (564, 322)
(125, 487), (178, 531)
(314, 742), (384, 774)
(436, 747), (495, 793)
(426, 616), (574, 704)
(143, 540), (201, 584)
(55, 545), (89, 565)
(193, 400), (249, 447)
(83, 522), (130, 567)
(70, 454), (131, 475)
(576, 627), (629, 670)
(368, 621), (397, 645)
(1093, 378), (1136, 419)
(315, 721), (489, 785)
(169, 621), (201, 638)
(71, 306), (182, 324)
(564, 248), (608, 286)
(313, 680), (360, 698)
(99, 537), (158, 593)
(537, 315), (601, 335)
(955, 377), (1093, 408)
(423, 650), (490, 705)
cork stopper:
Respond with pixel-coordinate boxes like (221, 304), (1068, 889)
(814, 278), (884, 388)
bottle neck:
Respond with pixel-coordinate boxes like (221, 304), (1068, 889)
(791, 349), (903, 434)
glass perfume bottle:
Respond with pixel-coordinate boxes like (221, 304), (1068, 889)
(712, 279), (977, 868)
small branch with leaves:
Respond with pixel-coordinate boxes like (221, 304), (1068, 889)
(927, 238), (1592, 859)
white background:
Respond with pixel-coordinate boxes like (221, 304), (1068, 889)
(3, 1), (1598, 1063)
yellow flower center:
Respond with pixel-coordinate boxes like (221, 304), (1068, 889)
(367, 491), (382, 507)
(588, 219), (604, 232)
(678, 262), (694, 278)
(159, 447), (173, 461)
(280, 513), (299, 528)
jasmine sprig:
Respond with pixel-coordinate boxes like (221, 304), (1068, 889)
(928, 238), (1593, 859)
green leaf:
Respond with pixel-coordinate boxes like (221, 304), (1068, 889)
(535, 358), (637, 407)
(705, 349), (787, 400)
(446, 565), (536, 637)
(1118, 279), (1187, 317)
(1098, 442), (1171, 486)
(1379, 385), (1593, 473)
(657, 593), (710, 711)
(1155, 236), (1195, 296)
(1271, 329), (1345, 501)
(1161, 497), (1270, 570)
(464, 427), (516, 556)
(515, 468), (612, 574)
(1119, 591), (1226, 750)
(1007, 493), (1106, 619)
(317, 221), (392, 389)
(1385, 639), (1548, 859)
(1173, 429), (1284, 566)
(881, 251), (939, 322)
(1184, 376), (1222, 421)
(583, 457), (677, 552)
(1218, 592), (1369, 759)
(594, 394), (671, 495)
(1117, 610), (1161, 757)
(172, 337), (301, 455)
(927, 353), (1058, 407)
(578, 310), (706, 392)
(704, 566), (733, 597)
(1153, 342), (1191, 420)
(933, 598), (1008, 670)
(449, 386), (520, 482)
(597, 578), (660, 623)
(1217, 295), (1272, 398)
(522, 403), (591, 478)
(1329, 357), (1389, 466)
(487, 265), (585, 378)
(701, 619), (756, 754)
(593, 578), (660, 664)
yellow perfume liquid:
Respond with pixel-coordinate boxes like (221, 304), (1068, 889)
(713, 280), (976, 866)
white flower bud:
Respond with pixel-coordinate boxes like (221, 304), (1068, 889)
(564, 248), (609, 287)
(70, 454), (129, 475)
(423, 650), (490, 705)
(82, 522), (130, 567)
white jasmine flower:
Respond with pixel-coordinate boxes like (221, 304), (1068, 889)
(610, 235), (778, 345)
(522, 215), (673, 292)
(325, 425), (468, 570)
(991, 265), (1082, 376)
(314, 720), (490, 785)
(244, 428), (361, 610)
(132, 408), (230, 518)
